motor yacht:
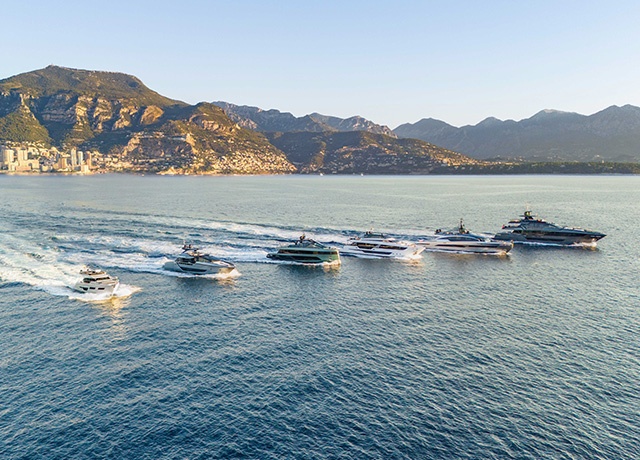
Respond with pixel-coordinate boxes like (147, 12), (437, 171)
(418, 219), (513, 255)
(73, 268), (119, 295)
(163, 244), (236, 275)
(267, 235), (341, 264)
(341, 231), (425, 258)
(493, 209), (606, 245)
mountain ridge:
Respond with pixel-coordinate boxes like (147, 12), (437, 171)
(212, 101), (395, 137)
(0, 66), (476, 174)
(394, 105), (640, 161)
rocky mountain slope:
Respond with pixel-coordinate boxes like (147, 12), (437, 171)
(0, 66), (295, 174)
(212, 102), (395, 136)
(394, 106), (640, 162)
(266, 131), (479, 174)
(309, 113), (395, 136)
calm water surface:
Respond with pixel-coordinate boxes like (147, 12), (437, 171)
(0, 175), (639, 459)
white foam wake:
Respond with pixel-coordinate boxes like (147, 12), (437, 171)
(147, 267), (242, 279)
(0, 232), (141, 300)
(43, 283), (141, 302)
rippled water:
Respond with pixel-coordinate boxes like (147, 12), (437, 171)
(1, 174), (639, 459)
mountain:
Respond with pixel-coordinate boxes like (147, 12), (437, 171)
(0, 66), (295, 174)
(0, 65), (180, 106)
(211, 102), (333, 132)
(212, 102), (395, 136)
(394, 107), (640, 162)
(266, 131), (479, 174)
(0, 66), (465, 174)
(308, 113), (395, 136)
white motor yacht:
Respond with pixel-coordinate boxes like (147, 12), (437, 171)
(73, 268), (120, 294)
(163, 244), (236, 275)
(341, 231), (425, 258)
(419, 219), (513, 255)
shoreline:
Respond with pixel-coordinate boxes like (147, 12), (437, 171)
(2, 171), (640, 178)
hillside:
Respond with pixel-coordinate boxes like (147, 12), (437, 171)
(0, 66), (295, 174)
(266, 131), (480, 174)
(394, 106), (640, 162)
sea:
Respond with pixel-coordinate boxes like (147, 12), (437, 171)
(0, 174), (638, 459)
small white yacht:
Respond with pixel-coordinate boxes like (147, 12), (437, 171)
(163, 244), (236, 275)
(341, 231), (425, 259)
(419, 219), (513, 255)
(73, 268), (120, 295)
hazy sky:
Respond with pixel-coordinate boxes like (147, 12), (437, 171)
(2, 1), (640, 128)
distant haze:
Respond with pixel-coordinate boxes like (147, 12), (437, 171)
(2, 1), (640, 127)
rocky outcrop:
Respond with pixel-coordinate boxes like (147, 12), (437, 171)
(139, 105), (164, 125)
(309, 113), (396, 137)
(213, 101), (395, 136)
(212, 102), (333, 132)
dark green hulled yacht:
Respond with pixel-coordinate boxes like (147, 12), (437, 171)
(267, 235), (341, 264)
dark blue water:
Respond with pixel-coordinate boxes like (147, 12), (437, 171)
(1, 175), (639, 459)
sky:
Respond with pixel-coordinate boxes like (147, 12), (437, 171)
(2, 0), (640, 128)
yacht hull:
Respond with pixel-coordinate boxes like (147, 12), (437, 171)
(494, 231), (605, 245)
(73, 279), (119, 294)
(340, 245), (424, 258)
(340, 234), (424, 259)
(495, 209), (606, 246)
(419, 240), (512, 254)
(267, 250), (340, 264)
(163, 260), (235, 275)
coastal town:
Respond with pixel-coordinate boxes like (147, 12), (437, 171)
(0, 142), (128, 174)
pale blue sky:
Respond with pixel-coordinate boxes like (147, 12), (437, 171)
(2, 1), (640, 128)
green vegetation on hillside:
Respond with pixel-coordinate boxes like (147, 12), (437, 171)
(0, 110), (51, 145)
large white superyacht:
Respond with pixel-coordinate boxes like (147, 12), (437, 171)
(419, 219), (513, 255)
(341, 231), (424, 259)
